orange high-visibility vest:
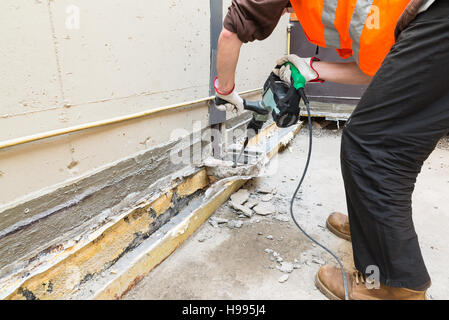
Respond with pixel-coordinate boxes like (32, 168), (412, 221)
(290, 0), (410, 76)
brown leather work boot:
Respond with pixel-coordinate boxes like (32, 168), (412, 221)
(326, 212), (351, 241)
(315, 265), (427, 300)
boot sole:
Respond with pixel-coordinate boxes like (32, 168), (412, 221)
(315, 273), (428, 300)
(314, 272), (344, 300)
(326, 219), (351, 241)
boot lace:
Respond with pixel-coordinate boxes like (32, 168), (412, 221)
(353, 271), (375, 286)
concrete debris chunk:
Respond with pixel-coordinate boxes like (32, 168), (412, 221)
(227, 220), (243, 229)
(264, 248), (273, 254)
(215, 217), (229, 223)
(209, 219), (218, 228)
(278, 274), (289, 283)
(274, 215), (289, 222)
(230, 189), (250, 205)
(312, 258), (325, 265)
(276, 257), (284, 263)
(277, 262), (294, 273)
(261, 194), (273, 202)
(257, 185), (274, 194)
(209, 217), (228, 228)
(245, 199), (259, 209)
(266, 235), (274, 240)
(230, 202), (253, 217)
(254, 202), (276, 216)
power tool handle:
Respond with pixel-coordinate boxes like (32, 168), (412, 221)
(243, 100), (269, 115)
(214, 96), (230, 106)
(215, 97), (268, 115)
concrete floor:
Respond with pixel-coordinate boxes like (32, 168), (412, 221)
(124, 125), (449, 300)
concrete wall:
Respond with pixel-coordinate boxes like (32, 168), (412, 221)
(0, 0), (288, 208)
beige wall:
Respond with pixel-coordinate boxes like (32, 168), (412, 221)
(0, 0), (288, 208)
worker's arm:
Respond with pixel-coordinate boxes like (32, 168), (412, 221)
(276, 54), (373, 85)
(216, 28), (242, 94)
(313, 61), (373, 85)
(213, 28), (245, 113)
(214, 0), (291, 112)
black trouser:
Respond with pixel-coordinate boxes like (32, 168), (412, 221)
(341, 0), (449, 290)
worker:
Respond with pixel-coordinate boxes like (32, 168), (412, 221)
(214, 0), (448, 300)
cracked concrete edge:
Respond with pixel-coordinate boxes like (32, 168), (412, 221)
(3, 169), (209, 300)
(4, 121), (303, 300)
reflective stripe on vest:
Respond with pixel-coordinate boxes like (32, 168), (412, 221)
(322, 1), (341, 48)
(291, 0), (409, 76)
(349, 0), (375, 65)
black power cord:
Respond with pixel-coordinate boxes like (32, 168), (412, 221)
(289, 89), (349, 300)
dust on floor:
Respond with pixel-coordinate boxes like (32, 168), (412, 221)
(124, 126), (449, 300)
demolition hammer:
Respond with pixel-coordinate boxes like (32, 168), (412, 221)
(215, 62), (309, 167)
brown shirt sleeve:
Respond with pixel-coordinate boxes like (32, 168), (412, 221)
(395, 0), (426, 40)
(223, 0), (291, 43)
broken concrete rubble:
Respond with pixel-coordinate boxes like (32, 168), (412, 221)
(274, 215), (289, 222)
(244, 199), (258, 209)
(230, 189), (250, 205)
(278, 274), (289, 283)
(312, 258), (325, 265)
(253, 202), (276, 216)
(261, 194), (273, 202)
(230, 202), (253, 217)
(257, 185), (274, 194)
(209, 217), (228, 228)
(208, 219), (218, 228)
(227, 220), (243, 229)
(277, 262), (294, 273)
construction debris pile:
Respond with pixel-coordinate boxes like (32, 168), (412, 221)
(206, 183), (327, 284)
